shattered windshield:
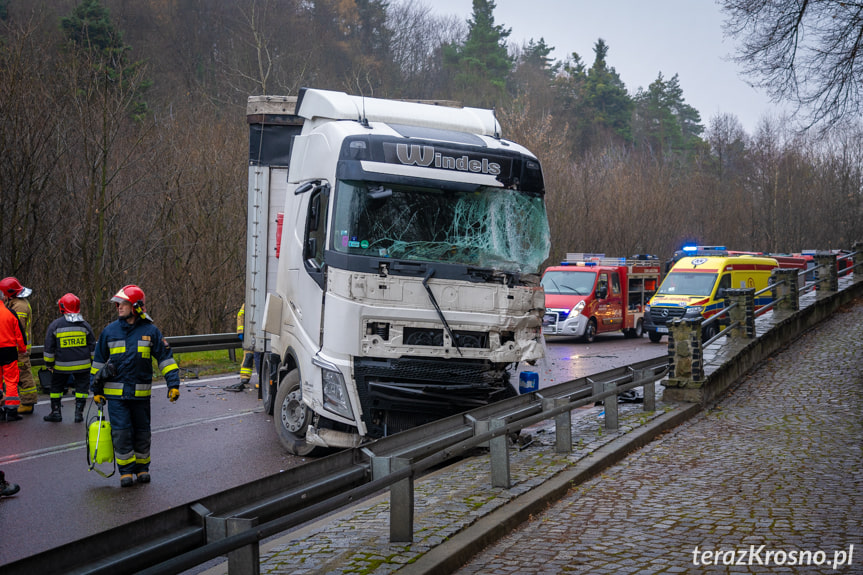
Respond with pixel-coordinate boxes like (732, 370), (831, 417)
(331, 180), (550, 274)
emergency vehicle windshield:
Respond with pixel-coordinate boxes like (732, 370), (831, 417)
(657, 272), (718, 296)
(331, 179), (550, 274)
(541, 270), (596, 295)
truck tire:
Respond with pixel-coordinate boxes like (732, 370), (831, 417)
(260, 355), (276, 415)
(274, 370), (323, 456)
(633, 319), (644, 338)
(648, 330), (663, 343)
(580, 318), (597, 343)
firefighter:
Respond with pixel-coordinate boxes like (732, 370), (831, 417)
(43, 293), (97, 423)
(0, 277), (37, 414)
(0, 298), (26, 422)
(225, 303), (260, 392)
(91, 285), (181, 487)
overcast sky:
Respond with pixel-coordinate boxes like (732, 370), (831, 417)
(422, 0), (788, 135)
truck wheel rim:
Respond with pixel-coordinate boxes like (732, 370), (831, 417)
(281, 388), (306, 433)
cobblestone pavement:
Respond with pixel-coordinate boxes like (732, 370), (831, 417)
(227, 395), (677, 575)
(454, 299), (863, 574)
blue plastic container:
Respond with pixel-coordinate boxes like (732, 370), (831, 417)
(519, 371), (539, 394)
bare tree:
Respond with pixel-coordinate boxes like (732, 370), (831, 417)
(720, 0), (863, 129)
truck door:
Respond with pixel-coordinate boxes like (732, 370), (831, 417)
(292, 184), (330, 349)
(605, 272), (624, 331)
(595, 272), (623, 333)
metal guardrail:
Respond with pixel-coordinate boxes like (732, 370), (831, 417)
(4, 357), (668, 575)
(29, 333), (243, 367)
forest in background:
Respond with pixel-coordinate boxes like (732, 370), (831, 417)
(1, 0), (861, 340)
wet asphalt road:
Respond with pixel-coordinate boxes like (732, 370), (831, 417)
(0, 334), (663, 566)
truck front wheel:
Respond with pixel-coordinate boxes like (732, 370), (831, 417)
(648, 330), (663, 343)
(274, 370), (322, 456)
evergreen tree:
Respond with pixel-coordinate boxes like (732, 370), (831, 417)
(552, 40), (633, 154)
(510, 37), (559, 113)
(60, 0), (151, 121)
(632, 72), (704, 155)
(442, 0), (513, 107)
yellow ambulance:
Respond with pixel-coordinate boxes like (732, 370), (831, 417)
(644, 255), (779, 342)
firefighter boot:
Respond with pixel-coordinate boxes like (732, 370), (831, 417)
(2, 407), (22, 422)
(0, 471), (20, 497)
(18, 404), (34, 415)
(74, 398), (86, 423)
(43, 398), (62, 422)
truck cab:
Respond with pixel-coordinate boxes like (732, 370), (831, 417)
(245, 89), (550, 455)
(541, 255), (660, 343)
(645, 255), (779, 343)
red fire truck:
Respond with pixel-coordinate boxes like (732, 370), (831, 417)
(541, 254), (662, 343)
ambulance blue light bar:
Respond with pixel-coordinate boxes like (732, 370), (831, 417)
(683, 244), (726, 252)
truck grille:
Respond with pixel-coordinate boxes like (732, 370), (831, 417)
(353, 356), (514, 438)
(649, 306), (685, 325)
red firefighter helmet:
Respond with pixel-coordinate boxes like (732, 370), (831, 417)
(58, 293), (81, 315)
(0, 277), (32, 298)
(111, 285), (150, 319)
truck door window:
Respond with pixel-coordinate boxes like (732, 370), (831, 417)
(304, 187), (328, 279)
(597, 273), (608, 299)
(611, 273), (620, 295)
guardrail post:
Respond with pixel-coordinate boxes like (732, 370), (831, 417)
(489, 417), (510, 488)
(814, 252), (839, 295)
(725, 288), (755, 338)
(542, 397), (572, 453)
(226, 517), (260, 575)
(771, 269), (799, 313)
(603, 381), (618, 430)
(589, 377), (601, 398)
(853, 241), (863, 283)
(665, 317), (704, 388)
(389, 457), (414, 543)
(634, 369), (655, 412)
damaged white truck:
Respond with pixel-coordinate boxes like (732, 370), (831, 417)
(245, 88), (550, 455)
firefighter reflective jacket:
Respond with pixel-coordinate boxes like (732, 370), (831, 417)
(237, 303), (244, 336)
(43, 315), (96, 373)
(0, 301), (26, 354)
(6, 297), (31, 351)
(90, 317), (180, 399)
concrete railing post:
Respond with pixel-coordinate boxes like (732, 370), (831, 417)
(665, 317), (704, 388)
(771, 269), (799, 313)
(853, 241), (863, 283)
(814, 252), (838, 295)
(725, 288), (755, 339)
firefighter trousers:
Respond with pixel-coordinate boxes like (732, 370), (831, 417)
(17, 352), (36, 406)
(0, 347), (20, 408)
(49, 370), (90, 400)
(107, 399), (151, 475)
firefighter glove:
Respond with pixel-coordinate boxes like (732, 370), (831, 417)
(168, 388), (180, 402)
(94, 395), (106, 405)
